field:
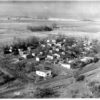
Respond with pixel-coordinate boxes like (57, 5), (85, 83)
(1, 20), (100, 45)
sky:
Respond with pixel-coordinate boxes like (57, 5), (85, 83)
(0, 0), (100, 20)
(0, 0), (99, 1)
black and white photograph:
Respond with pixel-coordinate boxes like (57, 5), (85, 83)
(0, 0), (100, 98)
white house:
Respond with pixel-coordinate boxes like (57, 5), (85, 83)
(55, 43), (62, 48)
(18, 49), (27, 59)
(36, 70), (51, 78)
(41, 44), (46, 48)
(59, 62), (71, 69)
(36, 57), (40, 62)
(61, 52), (65, 55)
(68, 60), (74, 64)
(53, 53), (60, 59)
(47, 39), (50, 43)
(55, 48), (60, 52)
(80, 57), (94, 62)
(9, 46), (13, 53)
(52, 39), (56, 43)
(47, 55), (54, 60)
(47, 43), (52, 47)
(63, 39), (66, 42)
(49, 50), (53, 54)
(72, 44), (77, 47)
(14, 92), (21, 96)
(32, 53), (35, 57)
(39, 52), (43, 55)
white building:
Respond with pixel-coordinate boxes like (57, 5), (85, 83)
(47, 55), (54, 60)
(36, 70), (51, 78)
(59, 62), (71, 69)
(80, 57), (94, 62)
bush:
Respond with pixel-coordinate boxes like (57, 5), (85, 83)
(26, 36), (40, 49)
(79, 62), (87, 68)
(88, 81), (100, 97)
(12, 39), (27, 50)
(71, 89), (79, 98)
(93, 57), (99, 63)
(51, 65), (61, 78)
(25, 62), (36, 73)
(27, 25), (53, 32)
(0, 56), (11, 68)
(76, 75), (85, 82)
(15, 61), (27, 71)
(34, 87), (59, 98)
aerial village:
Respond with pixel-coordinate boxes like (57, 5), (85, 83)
(1, 34), (99, 85)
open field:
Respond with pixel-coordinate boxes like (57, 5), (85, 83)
(1, 20), (100, 46)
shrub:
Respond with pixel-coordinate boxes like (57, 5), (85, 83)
(51, 65), (61, 78)
(79, 62), (87, 68)
(27, 25), (53, 32)
(25, 62), (36, 73)
(3, 45), (11, 54)
(0, 56), (11, 68)
(93, 57), (99, 63)
(76, 75), (85, 82)
(88, 81), (100, 97)
(34, 87), (59, 98)
(81, 93), (93, 98)
(71, 89), (79, 98)
(26, 36), (40, 48)
(15, 61), (27, 71)
(12, 39), (27, 50)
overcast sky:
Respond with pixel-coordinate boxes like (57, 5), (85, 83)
(0, 0), (100, 20)
(0, 0), (99, 1)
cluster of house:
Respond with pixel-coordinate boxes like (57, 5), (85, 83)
(3, 36), (99, 80)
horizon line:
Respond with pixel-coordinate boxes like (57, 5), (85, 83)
(0, 0), (99, 2)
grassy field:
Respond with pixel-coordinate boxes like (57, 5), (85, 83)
(0, 20), (100, 46)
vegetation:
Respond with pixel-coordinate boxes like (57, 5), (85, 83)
(27, 25), (53, 32)
(75, 75), (85, 82)
(34, 87), (59, 98)
(88, 80), (100, 97)
(70, 89), (79, 98)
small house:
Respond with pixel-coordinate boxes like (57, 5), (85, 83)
(59, 62), (71, 69)
(47, 39), (50, 43)
(35, 57), (40, 62)
(46, 55), (54, 60)
(52, 39), (56, 43)
(53, 53), (60, 59)
(80, 57), (94, 63)
(36, 70), (51, 78)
